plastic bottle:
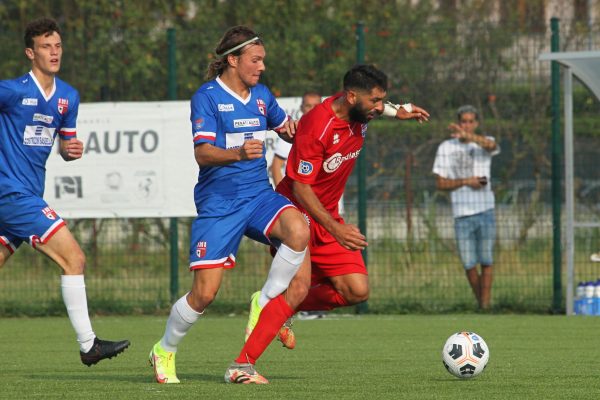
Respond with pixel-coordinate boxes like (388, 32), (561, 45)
(582, 281), (596, 316)
(593, 280), (600, 316)
(575, 282), (585, 315)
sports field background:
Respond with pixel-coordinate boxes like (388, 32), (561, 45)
(2, 314), (600, 399)
(1, 3), (600, 316)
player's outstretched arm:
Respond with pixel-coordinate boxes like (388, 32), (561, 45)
(383, 101), (430, 123)
(194, 140), (263, 167)
(59, 138), (84, 161)
(448, 123), (497, 151)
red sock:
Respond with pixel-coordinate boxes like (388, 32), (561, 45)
(297, 282), (349, 311)
(235, 294), (294, 365)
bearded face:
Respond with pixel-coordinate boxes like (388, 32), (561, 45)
(347, 86), (386, 124)
(348, 101), (371, 123)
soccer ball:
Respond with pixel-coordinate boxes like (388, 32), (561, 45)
(442, 332), (489, 379)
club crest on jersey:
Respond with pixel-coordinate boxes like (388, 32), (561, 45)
(298, 160), (313, 175)
(58, 98), (69, 115)
(194, 118), (204, 130)
(42, 207), (57, 220)
(196, 241), (207, 258)
(256, 99), (266, 116)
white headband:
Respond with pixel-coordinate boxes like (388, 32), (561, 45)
(219, 36), (260, 57)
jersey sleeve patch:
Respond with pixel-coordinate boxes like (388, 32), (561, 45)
(297, 160), (314, 175)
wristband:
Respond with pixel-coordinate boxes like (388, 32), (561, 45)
(383, 101), (400, 117)
(401, 103), (413, 113)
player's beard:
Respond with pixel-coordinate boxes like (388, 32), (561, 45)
(348, 103), (370, 124)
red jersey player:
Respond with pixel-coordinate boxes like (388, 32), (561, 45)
(276, 64), (429, 332)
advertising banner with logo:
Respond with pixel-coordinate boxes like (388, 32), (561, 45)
(45, 97), (302, 218)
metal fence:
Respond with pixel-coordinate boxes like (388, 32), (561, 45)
(1, 15), (600, 315)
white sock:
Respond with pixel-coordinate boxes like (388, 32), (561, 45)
(258, 244), (306, 308)
(61, 275), (96, 353)
(160, 294), (202, 352)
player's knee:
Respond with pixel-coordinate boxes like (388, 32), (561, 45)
(344, 285), (369, 305)
(283, 216), (309, 250)
(62, 250), (86, 275)
(288, 278), (310, 304)
(188, 290), (217, 312)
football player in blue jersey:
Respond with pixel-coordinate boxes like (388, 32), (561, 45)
(0, 17), (129, 367)
(149, 25), (311, 385)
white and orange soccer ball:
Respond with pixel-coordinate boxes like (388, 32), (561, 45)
(442, 332), (489, 379)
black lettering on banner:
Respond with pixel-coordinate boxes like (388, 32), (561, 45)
(122, 130), (139, 152)
(85, 131), (101, 153)
(84, 130), (159, 154)
(54, 176), (83, 199)
(141, 130), (158, 153)
(104, 130), (120, 153)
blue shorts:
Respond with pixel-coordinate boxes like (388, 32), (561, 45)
(0, 193), (66, 253)
(454, 209), (496, 270)
(189, 189), (295, 270)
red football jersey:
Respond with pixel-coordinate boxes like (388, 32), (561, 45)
(277, 93), (366, 216)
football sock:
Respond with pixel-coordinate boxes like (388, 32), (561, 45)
(61, 274), (96, 353)
(235, 294), (294, 365)
(297, 282), (349, 311)
(160, 293), (203, 352)
(258, 243), (306, 308)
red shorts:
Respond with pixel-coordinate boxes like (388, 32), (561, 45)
(307, 214), (367, 285)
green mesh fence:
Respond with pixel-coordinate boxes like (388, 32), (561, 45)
(1, 9), (600, 315)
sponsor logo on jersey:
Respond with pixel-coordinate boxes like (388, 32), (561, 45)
(333, 133), (340, 144)
(22, 98), (38, 106)
(196, 241), (207, 258)
(42, 206), (57, 220)
(298, 160), (313, 175)
(361, 124), (367, 137)
(218, 103), (235, 112)
(23, 125), (55, 146)
(234, 118), (261, 129)
(58, 98), (69, 115)
(225, 130), (267, 149)
(256, 99), (266, 116)
(33, 113), (54, 124)
(322, 149), (362, 173)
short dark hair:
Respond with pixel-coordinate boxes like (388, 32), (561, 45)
(457, 105), (479, 121)
(343, 64), (388, 93)
(24, 17), (61, 49)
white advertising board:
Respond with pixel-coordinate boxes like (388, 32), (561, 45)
(45, 97), (302, 218)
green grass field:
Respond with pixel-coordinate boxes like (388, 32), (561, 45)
(2, 314), (600, 399)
